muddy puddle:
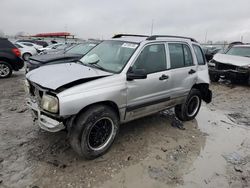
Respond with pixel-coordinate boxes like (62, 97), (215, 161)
(99, 106), (250, 188)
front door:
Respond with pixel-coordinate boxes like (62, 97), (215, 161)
(126, 43), (172, 121)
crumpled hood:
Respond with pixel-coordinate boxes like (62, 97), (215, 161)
(213, 53), (250, 67)
(30, 53), (81, 64)
(26, 63), (112, 90)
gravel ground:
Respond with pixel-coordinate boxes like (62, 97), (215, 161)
(0, 72), (250, 188)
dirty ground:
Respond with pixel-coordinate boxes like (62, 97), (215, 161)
(0, 72), (250, 188)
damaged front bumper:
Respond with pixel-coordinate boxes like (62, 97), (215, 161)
(209, 67), (249, 80)
(26, 98), (65, 132)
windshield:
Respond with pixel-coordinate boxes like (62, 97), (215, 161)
(226, 46), (250, 57)
(66, 43), (97, 55)
(80, 40), (138, 73)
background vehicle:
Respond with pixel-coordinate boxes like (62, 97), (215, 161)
(208, 44), (250, 84)
(25, 34), (212, 159)
(202, 46), (222, 61)
(26, 41), (101, 72)
(18, 42), (43, 50)
(15, 42), (39, 61)
(39, 43), (66, 54)
(16, 39), (48, 47)
(0, 38), (24, 78)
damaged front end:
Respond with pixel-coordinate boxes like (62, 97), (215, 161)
(25, 80), (66, 132)
(209, 60), (250, 81)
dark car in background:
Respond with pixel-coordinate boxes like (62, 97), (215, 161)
(26, 41), (101, 72)
(0, 38), (24, 78)
(202, 46), (222, 62)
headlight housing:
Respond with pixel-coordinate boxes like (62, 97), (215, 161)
(237, 65), (250, 72)
(41, 94), (59, 113)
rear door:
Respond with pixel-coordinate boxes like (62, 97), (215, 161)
(167, 42), (197, 99)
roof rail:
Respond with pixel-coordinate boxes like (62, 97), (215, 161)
(112, 34), (149, 38)
(146, 35), (198, 42)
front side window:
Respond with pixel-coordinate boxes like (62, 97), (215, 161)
(132, 44), (166, 74)
(193, 44), (206, 65)
(169, 43), (194, 69)
(80, 40), (138, 73)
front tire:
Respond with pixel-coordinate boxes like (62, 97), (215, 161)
(0, 61), (12, 78)
(175, 89), (202, 121)
(69, 105), (119, 159)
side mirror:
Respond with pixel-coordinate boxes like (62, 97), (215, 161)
(127, 68), (147, 81)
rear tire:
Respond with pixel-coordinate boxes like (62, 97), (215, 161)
(23, 53), (32, 61)
(0, 61), (12, 78)
(68, 105), (119, 159)
(175, 89), (202, 121)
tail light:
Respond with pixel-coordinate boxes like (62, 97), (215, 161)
(12, 48), (21, 57)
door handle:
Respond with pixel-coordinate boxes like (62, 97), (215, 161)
(188, 69), (196, 74)
(159, 74), (169, 80)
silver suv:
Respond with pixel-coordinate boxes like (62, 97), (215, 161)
(25, 34), (212, 159)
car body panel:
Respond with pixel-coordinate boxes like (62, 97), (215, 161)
(26, 63), (113, 90)
(213, 53), (250, 67)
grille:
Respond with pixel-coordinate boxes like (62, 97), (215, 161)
(216, 62), (237, 70)
(29, 82), (44, 104)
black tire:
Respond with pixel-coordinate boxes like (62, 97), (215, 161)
(68, 105), (119, 159)
(248, 76), (250, 86)
(210, 74), (219, 82)
(175, 89), (202, 121)
(22, 53), (32, 61)
(0, 61), (12, 78)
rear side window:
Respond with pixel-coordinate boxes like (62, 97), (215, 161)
(193, 45), (206, 65)
(169, 43), (193, 69)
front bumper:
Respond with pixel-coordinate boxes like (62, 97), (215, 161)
(209, 67), (249, 80)
(26, 98), (65, 132)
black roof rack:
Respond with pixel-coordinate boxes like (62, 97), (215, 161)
(146, 35), (198, 42)
(112, 34), (149, 38)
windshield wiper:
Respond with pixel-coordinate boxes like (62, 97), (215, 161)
(88, 62), (107, 71)
(77, 60), (108, 72)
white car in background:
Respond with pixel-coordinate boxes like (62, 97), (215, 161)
(15, 42), (39, 61)
(18, 42), (43, 50)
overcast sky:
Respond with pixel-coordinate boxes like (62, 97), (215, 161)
(1, 0), (250, 42)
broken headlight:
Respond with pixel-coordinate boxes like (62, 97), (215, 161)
(41, 94), (59, 113)
(237, 65), (250, 72)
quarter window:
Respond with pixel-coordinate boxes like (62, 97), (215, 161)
(132, 44), (167, 74)
(169, 43), (193, 69)
(193, 45), (206, 65)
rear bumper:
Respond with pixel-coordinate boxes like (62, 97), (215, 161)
(26, 98), (65, 132)
(209, 67), (249, 80)
(12, 57), (24, 71)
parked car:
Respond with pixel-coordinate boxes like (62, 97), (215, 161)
(15, 42), (39, 61)
(26, 41), (101, 72)
(16, 39), (48, 47)
(25, 34), (212, 159)
(208, 44), (250, 84)
(0, 38), (24, 78)
(18, 42), (43, 50)
(39, 43), (66, 54)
